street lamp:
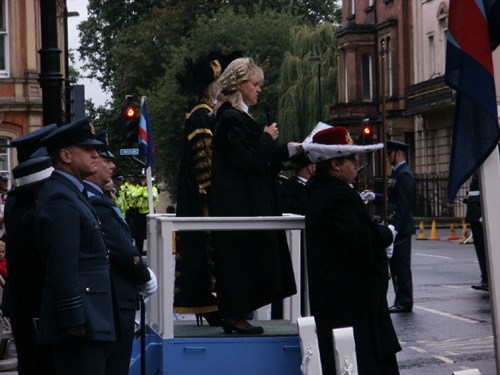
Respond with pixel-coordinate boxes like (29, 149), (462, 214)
(308, 55), (322, 122)
(63, 4), (79, 124)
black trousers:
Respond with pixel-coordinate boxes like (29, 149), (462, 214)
(106, 309), (136, 375)
(389, 234), (413, 309)
(471, 221), (488, 283)
(52, 340), (112, 375)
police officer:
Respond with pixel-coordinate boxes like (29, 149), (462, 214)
(35, 118), (117, 375)
(4, 124), (57, 375)
(83, 132), (157, 374)
(131, 174), (158, 253)
(385, 140), (416, 313)
(466, 173), (488, 291)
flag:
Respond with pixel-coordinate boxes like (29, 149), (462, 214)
(445, 0), (500, 203)
(138, 96), (155, 168)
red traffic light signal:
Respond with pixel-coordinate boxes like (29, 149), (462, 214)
(124, 106), (138, 119)
(361, 123), (373, 145)
(119, 102), (140, 146)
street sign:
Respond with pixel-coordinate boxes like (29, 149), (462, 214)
(120, 148), (139, 156)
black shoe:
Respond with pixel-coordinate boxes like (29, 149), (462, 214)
(471, 282), (489, 291)
(195, 311), (223, 327)
(222, 318), (264, 334)
(389, 304), (412, 313)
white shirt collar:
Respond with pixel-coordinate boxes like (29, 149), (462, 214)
(240, 101), (249, 113)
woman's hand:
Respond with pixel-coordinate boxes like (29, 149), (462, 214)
(264, 123), (279, 140)
(287, 142), (303, 157)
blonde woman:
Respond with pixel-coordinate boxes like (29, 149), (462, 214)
(211, 58), (300, 334)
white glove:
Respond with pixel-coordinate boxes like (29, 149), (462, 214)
(359, 190), (375, 201)
(139, 267), (157, 299)
(385, 225), (398, 259)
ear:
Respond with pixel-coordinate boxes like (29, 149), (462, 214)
(59, 148), (72, 163)
(330, 159), (340, 172)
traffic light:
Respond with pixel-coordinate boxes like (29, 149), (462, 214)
(361, 121), (373, 145)
(120, 97), (140, 147)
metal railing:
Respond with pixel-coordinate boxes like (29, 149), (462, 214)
(414, 173), (469, 219)
(146, 214), (305, 339)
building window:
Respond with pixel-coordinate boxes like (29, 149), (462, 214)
(428, 34), (436, 78)
(361, 55), (373, 101)
(0, 0), (9, 78)
(0, 139), (9, 176)
(368, 0), (374, 6)
(350, 0), (355, 15)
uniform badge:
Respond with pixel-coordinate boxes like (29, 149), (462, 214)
(89, 122), (96, 136)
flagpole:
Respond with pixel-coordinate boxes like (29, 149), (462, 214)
(478, 146), (500, 372)
(141, 96), (155, 215)
(481, 45), (500, 372)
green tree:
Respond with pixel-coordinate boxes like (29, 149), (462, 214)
(278, 23), (338, 142)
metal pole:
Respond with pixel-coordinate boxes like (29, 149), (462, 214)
(308, 56), (321, 123)
(63, 5), (80, 124)
(39, 0), (64, 126)
(63, 5), (71, 124)
(380, 40), (388, 223)
(140, 296), (146, 375)
(318, 62), (322, 122)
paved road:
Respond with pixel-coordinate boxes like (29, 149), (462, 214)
(389, 228), (496, 374)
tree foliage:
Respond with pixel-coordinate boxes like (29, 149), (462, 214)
(278, 23), (339, 142)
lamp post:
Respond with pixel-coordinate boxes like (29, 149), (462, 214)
(39, 0), (63, 125)
(308, 55), (322, 122)
(63, 4), (79, 124)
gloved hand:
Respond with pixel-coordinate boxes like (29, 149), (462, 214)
(359, 190), (375, 202)
(385, 224), (398, 259)
(139, 267), (157, 299)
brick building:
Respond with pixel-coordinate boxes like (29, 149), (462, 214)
(334, 0), (500, 216)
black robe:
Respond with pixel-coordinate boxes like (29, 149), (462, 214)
(210, 102), (296, 318)
(305, 173), (401, 375)
(174, 102), (219, 314)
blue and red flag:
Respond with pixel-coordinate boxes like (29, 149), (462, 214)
(445, 0), (500, 203)
(138, 96), (156, 168)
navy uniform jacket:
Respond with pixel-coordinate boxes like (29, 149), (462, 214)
(387, 162), (416, 235)
(35, 172), (116, 343)
(84, 182), (151, 311)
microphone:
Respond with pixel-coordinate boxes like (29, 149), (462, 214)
(264, 103), (273, 125)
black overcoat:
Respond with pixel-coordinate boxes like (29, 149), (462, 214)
(305, 173), (401, 374)
(210, 103), (296, 318)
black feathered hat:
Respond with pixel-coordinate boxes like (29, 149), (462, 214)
(176, 51), (241, 97)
